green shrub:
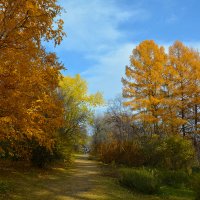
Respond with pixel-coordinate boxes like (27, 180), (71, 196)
(192, 174), (200, 200)
(30, 137), (73, 168)
(141, 135), (162, 167)
(142, 135), (195, 170)
(31, 145), (54, 168)
(192, 167), (200, 174)
(97, 140), (144, 166)
(95, 135), (195, 171)
(0, 181), (10, 194)
(119, 168), (160, 194)
(159, 170), (190, 187)
(158, 135), (195, 170)
(119, 141), (144, 166)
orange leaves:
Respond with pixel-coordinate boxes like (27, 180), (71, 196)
(0, 0), (65, 49)
(123, 41), (166, 131)
(122, 40), (200, 135)
(0, 0), (65, 159)
(26, 1), (35, 10)
(0, 116), (12, 123)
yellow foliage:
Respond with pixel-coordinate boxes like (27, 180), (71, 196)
(58, 75), (104, 148)
(0, 0), (65, 158)
(122, 40), (200, 135)
(122, 40), (167, 134)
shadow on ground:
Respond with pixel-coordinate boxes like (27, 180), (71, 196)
(0, 154), (124, 200)
(0, 154), (193, 200)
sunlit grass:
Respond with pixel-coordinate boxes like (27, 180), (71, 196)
(0, 155), (195, 200)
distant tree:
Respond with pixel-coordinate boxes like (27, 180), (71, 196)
(106, 96), (140, 140)
(59, 74), (104, 150)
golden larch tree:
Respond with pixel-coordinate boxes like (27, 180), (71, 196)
(168, 41), (198, 136)
(122, 40), (167, 135)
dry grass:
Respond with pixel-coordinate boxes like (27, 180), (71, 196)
(0, 155), (194, 200)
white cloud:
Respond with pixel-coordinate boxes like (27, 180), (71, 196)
(56, 0), (200, 102)
(81, 41), (200, 101)
(81, 42), (136, 100)
(59, 0), (149, 53)
(56, 0), (150, 100)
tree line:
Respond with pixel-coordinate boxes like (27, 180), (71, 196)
(91, 41), (200, 199)
(91, 40), (200, 169)
(122, 40), (200, 137)
(0, 0), (103, 167)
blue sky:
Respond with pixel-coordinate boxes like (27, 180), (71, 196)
(47, 0), (200, 101)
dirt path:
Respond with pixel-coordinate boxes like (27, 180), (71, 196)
(57, 154), (145, 200)
(0, 154), (157, 200)
(63, 154), (103, 199)
(1, 154), (192, 200)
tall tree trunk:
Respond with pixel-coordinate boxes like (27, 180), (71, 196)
(194, 104), (198, 132)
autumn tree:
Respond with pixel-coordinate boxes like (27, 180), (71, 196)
(189, 49), (200, 135)
(122, 40), (200, 137)
(167, 41), (200, 136)
(0, 0), (65, 159)
(0, 0), (65, 49)
(122, 40), (167, 135)
(59, 74), (104, 151)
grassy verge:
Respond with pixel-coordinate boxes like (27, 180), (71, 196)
(0, 155), (196, 200)
(118, 166), (197, 200)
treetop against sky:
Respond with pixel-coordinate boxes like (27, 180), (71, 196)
(45, 0), (200, 100)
